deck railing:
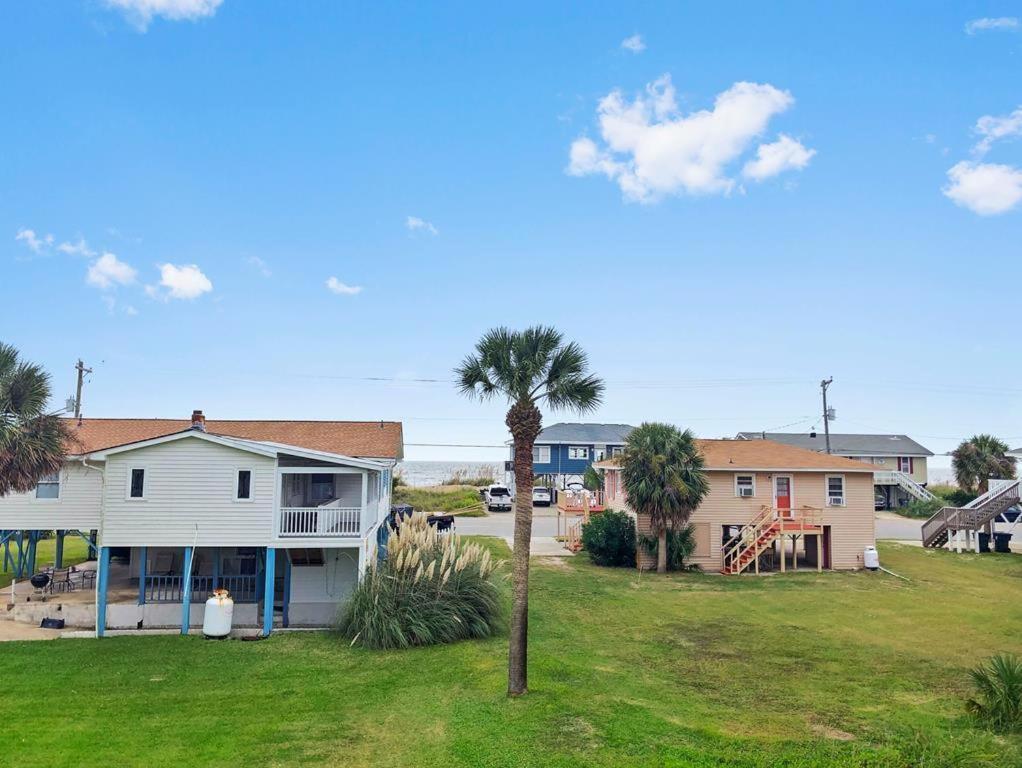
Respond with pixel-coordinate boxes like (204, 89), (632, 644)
(143, 574), (258, 603)
(279, 506), (362, 537)
(556, 490), (605, 514)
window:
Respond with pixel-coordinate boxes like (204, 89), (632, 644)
(533, 446), (551, 464)
(568, 446), (589, 460)
(129, 467), (146, 499)
(235, 469), (253, 501)
(734, 474), (756, 497)
(310, 473), (335, 502)
(826, 475), (845, 506)
(898, 457), (912, 473)
(289, 548), (324, 566)
(610, 446), (624, 457)
(35, 471), (60, 499)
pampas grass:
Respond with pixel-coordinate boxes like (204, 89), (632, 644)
(338, 512), (504, 649)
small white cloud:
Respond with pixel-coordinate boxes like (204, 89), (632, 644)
(15, 228), (54, 254)
(325, 277), (363, 296)
(124, 305), (139, 316)
(247, 255), (271, 277)
(943, 161), (1022, 215)
(742, 135), (816, 181)
(567, 75), (808, 202)
(621, 34), (646, 53)
(104, 0), (223, 31)
(406, 216), (438, 235)
(58, 238), (96, 257)
(147, 263), (213, 300)
(965, 17), (1019, 35)
(86, 252), (137, 289)
(973, 106), (1022, 156)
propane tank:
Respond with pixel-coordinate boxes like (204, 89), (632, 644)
(863, 546), (880, 571)
(202, 588), (234, 638)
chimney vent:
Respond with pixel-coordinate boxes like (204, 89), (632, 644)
(191, 409), (206, 432)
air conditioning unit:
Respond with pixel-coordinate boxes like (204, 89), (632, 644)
(828, 497), (845, 507)
(738, 487), (754, 497)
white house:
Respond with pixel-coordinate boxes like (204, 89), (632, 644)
(0, 411), (403, 637)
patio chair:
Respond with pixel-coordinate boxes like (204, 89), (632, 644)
(153, 551), (176, 575)
(46, 568), (73, 594)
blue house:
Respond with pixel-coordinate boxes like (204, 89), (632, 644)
(514, 423), (634, 490)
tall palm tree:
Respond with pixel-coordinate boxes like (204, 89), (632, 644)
(0, 342), (73, 496)
(456, 327), (603, 696)
(951, 434), (1016, 495)
(620, 422), (708, 574)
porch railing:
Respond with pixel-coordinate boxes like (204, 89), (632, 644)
(279, 506), (362, 537)
(143, 574), (258, 603)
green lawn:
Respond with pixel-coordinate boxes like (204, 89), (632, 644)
(393, 485), (487, 516)
(1, 542), (1020, 767)
(1, 534), (91, 589)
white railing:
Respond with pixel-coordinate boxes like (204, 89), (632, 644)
(279, 507), (362, 537)
(874, 471), (936, 502)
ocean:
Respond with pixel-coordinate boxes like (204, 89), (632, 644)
(395, 460), (506, 487)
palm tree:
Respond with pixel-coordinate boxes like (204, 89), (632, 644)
(456, 326), (603, 696)
(951, 434), (1016, 495)
(0, 342), (73, 496)
(620, 422), (708, 574)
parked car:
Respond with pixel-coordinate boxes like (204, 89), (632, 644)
(532, 486), (552, 507)
(874, 491), (887, 511)
(483, 484), (514, 512)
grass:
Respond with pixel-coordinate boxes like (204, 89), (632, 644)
(440, 469), (496, 487)
(1, 542), (1021, 766)
(393, 485), (487, 517)
(0, 534), (91, 589)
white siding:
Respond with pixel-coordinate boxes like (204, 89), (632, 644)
(101, 437), (277, 547)
(0, 461), (103, 530)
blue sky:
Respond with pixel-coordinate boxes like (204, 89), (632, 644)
(3, 2), (1022, 464)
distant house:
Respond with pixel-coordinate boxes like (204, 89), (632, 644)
(735, 431), (935, 509)
(512, 423), (634, 490)
(0, 410), (403, 637)
(597, 438), (877, 573)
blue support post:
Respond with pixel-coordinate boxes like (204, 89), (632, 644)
(181, 546), (194, 636)
(282, 551), (291, 629)
(262, 547), (276, 637)
(213, 547), (222, 590)
(27, 531), (38, 575)
(96, 546), (111, 637)
(55, 530), (65, 569)
(138, 546), (147, 605)
(89, 530), (98, 560)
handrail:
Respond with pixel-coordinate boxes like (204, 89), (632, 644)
(921, 480), (1020, 546)
(963, 479), (1020, 510)
(722, 506), (776, 574)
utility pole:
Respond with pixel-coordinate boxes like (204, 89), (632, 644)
(73, 359), (92, 419)
(820, 377), (833, 454)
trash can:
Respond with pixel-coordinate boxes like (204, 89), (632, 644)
(993, 532), (1013, 553)
(978, 532), (991, 553)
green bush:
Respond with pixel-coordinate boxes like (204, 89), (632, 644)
(580, 509), (635, 567)
(639, 524), (697, 571)
(583, 465), (604, 492)
(337, 513), (504, 649)
(900, 499), (944, 519)
(930, 483), (977, 507)
(968, 653), (1022, 733)
(440, 469), (495, 486)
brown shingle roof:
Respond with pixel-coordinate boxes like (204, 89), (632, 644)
(594, 438), (876, 472)
(64, 418), (403, 459)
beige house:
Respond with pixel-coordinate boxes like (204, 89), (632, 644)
(595, 439), (877, 573)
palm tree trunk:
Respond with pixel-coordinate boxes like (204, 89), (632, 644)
(657, 528), (667, 574)
(506, 401), (541, 697)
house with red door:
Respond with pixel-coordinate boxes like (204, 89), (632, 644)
(595, 438), (877, 574)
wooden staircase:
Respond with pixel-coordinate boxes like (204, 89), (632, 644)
(721, 506), (781, 575)
(921, 480), (1020, 548)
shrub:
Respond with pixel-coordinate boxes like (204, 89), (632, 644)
(440, 469), (495, 486)
(930, 484), (977, 507)
(967, 653), (1022, 733)
(901, 499), (944, 519)
(337, 512), (504, 649)
(392, 471), (407, 491)
(580, 510), (635, 567)
(639, 524), (697, 571)
(583, 465), (604, 492)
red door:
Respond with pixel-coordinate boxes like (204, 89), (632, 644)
(775, 476), (793, 517)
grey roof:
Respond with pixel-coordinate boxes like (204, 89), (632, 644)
(535, 423), (635, 445)
(735, 432), (933, 457)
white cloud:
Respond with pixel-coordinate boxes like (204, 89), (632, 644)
(87, 252), (138, 289)
(325, 277), (363, 296)
(973, 106), (1022, 156)
(104, 0), (223, 31)
(943, 161), (1022, 215)
(147, 263), (213, 300)
(247, 255), (271, 277)
(965, 17), (1019, 35)
(567, 75), (811, 202)
(621, 34), (645, 53)
(58, 238), (96, 257)
(742, 135), (816, 181)
(15, 228), (54, 254)
(406, 216), (438, 235)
